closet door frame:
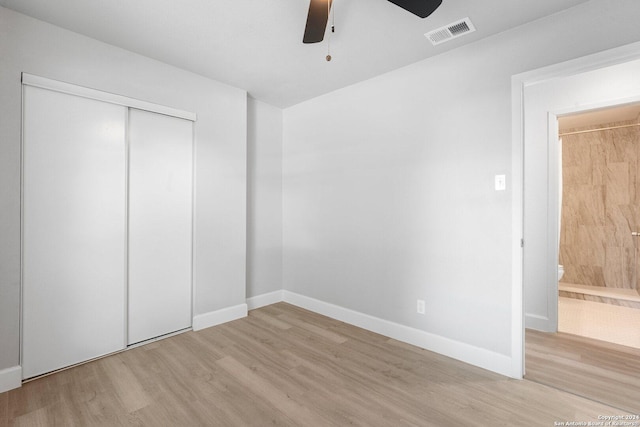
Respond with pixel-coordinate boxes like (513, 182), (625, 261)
(20, 73), (197, 376)
(21, 74), (196, 121)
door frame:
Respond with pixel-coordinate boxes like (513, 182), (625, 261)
(511, 41), (640, 378)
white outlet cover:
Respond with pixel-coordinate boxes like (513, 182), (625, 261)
(417, 299), (426, 314)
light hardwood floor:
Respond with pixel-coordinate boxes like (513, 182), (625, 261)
(1, 303), (635, 426)
(525, 328), (640, 414)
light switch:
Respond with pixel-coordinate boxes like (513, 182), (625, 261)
(495, 174), (506, 191)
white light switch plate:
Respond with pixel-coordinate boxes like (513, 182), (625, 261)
(495, 174), (506, 191)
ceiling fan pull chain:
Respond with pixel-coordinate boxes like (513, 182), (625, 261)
(326, 0), (333, 61)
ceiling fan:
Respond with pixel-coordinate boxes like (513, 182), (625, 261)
(303, 0), (443, 43)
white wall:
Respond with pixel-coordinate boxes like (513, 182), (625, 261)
(247, 98), (283, 299)
(0, 7), (247, 376)
(283, 0), (640, 373)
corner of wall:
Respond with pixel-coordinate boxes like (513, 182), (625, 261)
(192, 304), (248, 331)
(247, 290), (284, 310)
(0, 366), (22, 393)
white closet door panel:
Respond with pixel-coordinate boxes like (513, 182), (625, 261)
(22, 86), (127, 379)
(128, 109), (193, 345)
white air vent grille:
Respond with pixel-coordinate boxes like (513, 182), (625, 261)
(425, 17), (476, 46)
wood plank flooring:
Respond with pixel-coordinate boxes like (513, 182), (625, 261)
(525, 328), (640, 414)
(1, 303), (635, 426)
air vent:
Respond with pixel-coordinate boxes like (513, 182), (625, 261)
(425, 17), (475, 46)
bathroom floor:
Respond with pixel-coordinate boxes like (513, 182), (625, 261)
(559, 296), (640, 349)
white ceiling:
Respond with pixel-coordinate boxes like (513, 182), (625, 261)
(0, 0), (592, 108)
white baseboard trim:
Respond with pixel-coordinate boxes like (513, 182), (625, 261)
(247, 290), (284, 310)
(193, 303), (248, 331)
(525, 313), (554, 332)
(0, 366), (22, 393)
(282, 291), (515, 378)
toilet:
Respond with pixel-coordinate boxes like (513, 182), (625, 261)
(558, 265), (564, 281)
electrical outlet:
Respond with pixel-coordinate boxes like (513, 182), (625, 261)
(416, 299), (425, 315)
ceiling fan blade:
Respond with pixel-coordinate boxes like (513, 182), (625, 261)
(303, 0), (332, 44)
(387, 0), (442, 18)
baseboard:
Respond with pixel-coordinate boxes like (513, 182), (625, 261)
(192, 303), (248, 331)
(247, 290), (284, 310)
(525, 313), (554, 332)
(282, 291), (515, 378)
(0, 365), (22, 393)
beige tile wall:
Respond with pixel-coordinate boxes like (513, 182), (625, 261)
(559, 120), (640, 294)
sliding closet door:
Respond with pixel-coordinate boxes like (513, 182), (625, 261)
(22, 86), (127, 379)
(128, 109), (193, 345)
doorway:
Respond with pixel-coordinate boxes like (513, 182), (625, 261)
(513, 41), (640, 410)
(557, 104), (640, 349)
(524, 100), (640, 413)
(518, 53), (640, 335)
